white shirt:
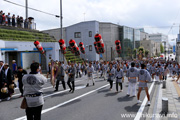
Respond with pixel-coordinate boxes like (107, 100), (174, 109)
(5, 67), (9, 76)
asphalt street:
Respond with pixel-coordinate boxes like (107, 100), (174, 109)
(0, 74), (157, 120)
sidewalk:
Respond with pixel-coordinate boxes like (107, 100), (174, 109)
(150, 77), (180, 120)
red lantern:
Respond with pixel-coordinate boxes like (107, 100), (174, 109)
(34, 41), (44, 54)
(59, 39), (66, 54)
(115, 40), (121, 54)
(94, 34), (102, 42)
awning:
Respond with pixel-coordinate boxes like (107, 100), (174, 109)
(0, 48), (18, 51)
(33, 48), (53, 51)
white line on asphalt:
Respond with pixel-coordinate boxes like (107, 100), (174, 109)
(44, 85), (86, 98)
(12, 80), (83, 97)
(14, 84), (110, 120)
(134, 81), (155, 120)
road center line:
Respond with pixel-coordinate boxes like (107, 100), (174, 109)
(134, 81), (155, 120)
(14, 84), (110, 120)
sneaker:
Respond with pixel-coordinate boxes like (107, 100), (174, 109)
(120, 90), (123, 92)
(6, 97), (10, 101)
(0, 99), (2, 102)
(69, 90), (72, 92)
(93, 83), (95, 86)
(148, 101), (151, 106)
(86, 84), (89, 87)
(137, 100), (142, 104)
(132, 95), (136, 97)
(127, 94), (130, 96)
(54, 90), (58, 92)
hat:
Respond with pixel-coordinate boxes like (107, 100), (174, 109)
(12, 60), (16, 62)
(4, 63), (9, 66)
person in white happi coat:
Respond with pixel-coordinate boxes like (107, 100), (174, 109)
(137, 64), (151, 106)
(102, 61), (108, 80)
(86, 62), (95, 87)
(168, 63), (173, 77)
(95, 61), (100, 78)
(155, 64), (164, 82)
(107, 63), (115, 91)
(126, 62), (139, 97)
(172, 63), (177, 80)
(115, 64), (124, 92)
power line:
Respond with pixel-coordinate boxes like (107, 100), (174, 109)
(3, 0), (60, 17)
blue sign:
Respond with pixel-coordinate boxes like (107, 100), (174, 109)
(100, 54), (103, 58)
(173, 46), (176, 53)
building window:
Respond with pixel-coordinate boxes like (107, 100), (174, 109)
(89, 45), (92, 51)
(89, 31), (92, 37)
(74, 32), (81, 38)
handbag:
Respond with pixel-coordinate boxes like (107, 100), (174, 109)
(20, 97), (27, 109)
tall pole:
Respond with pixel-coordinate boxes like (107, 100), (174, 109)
(60, 0), (64, 62)
(25, 0), (28, 19)
(60, 0), (63, 39)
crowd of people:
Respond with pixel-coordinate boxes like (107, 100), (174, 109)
(0, 10), (33, 29)
(0, 58), (180, 120)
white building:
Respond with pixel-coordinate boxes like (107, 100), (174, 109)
(0, 40), (59, 71)
(148, 33), (168, 43)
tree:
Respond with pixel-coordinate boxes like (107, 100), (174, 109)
(160, 43), (164, 53)
(137, 46), (145, 60)
(145, 50), (149, 58)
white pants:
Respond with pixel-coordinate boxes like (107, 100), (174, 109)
(103, 72), (107, 80)
(155, 75), (160, 82)
(96, 71), (99, 78)
(87, 76), (95, 84)
(169, 70), (172, 76)
(127, 82), (136, 96)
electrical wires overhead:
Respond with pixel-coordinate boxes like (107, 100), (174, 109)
(3, 0), (60, 17)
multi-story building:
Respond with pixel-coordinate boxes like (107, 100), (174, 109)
(43, 21), (141, 61)
(148, 33), (168, 43)
(140, 39), (160, 57)
(176, 33), (180, 63)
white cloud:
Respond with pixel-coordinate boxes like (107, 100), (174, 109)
(1, 0), (180, 43)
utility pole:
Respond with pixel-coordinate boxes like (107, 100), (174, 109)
(25, 0), (28, 19)
(60, 0), (63, 39)
(60, 0), (64, 62)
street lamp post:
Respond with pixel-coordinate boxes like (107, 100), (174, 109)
(59, 0), (64, 62)
(25, 0), (28, 19)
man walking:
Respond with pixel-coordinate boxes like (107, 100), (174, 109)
(54, 62), (66, 92)
(17, 66), (27, 97)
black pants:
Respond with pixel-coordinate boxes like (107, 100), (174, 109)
(19, 81), (23, 96)
(109, 81), (113, 89)
(163, 76), (167, 80)
(55, 80), (66, 90)
(116, 82), (123, 91)
(67, 80), (75, 91)
(26, 105), (43, 120)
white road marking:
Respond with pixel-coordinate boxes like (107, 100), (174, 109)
(44, 85), (86, 98)
(134, 81), (155, 120)
(14, 84), (110, 120)
(12, 80), (83, 97)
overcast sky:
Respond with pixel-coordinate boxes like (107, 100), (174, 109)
(1, 0), (180, 45)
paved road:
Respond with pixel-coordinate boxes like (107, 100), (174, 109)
(0, 74), (157, 120)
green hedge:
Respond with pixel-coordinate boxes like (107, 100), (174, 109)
(0, 28), (56, 42)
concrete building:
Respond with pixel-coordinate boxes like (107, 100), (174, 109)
(148, 33), (168, 43)
(43, 21), (141, 61)
(0, 40), (59, 71)
(140, 40), (160, 57)
(176, 33), (180, 63)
